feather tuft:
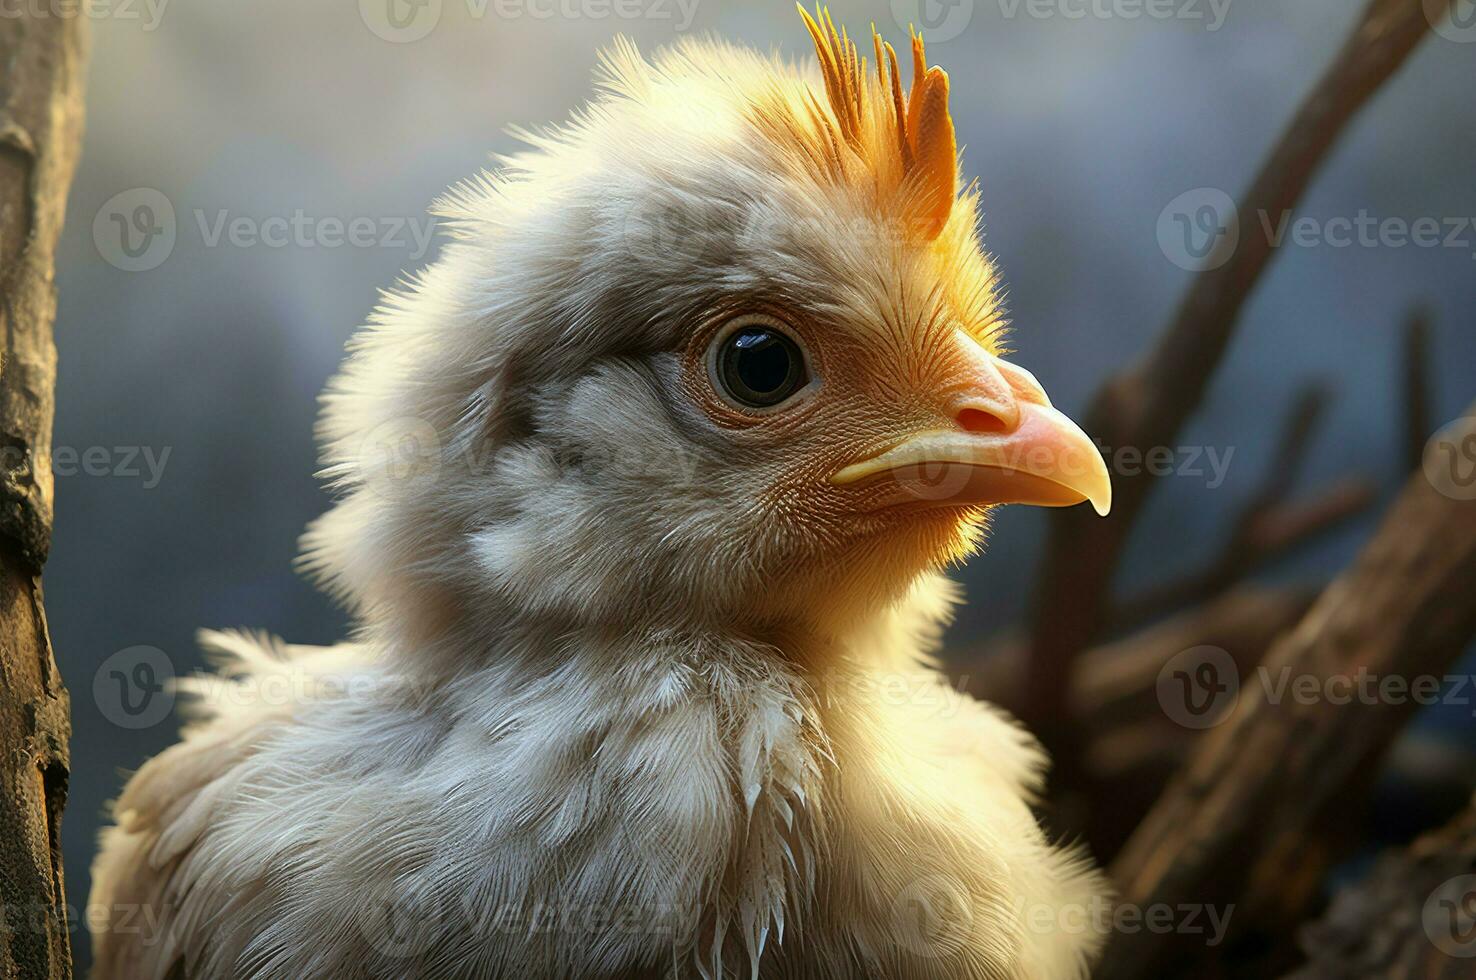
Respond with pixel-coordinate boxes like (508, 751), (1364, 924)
(794, 4), (957, 241)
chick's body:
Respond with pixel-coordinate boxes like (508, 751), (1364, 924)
(91, 13), (1110, 979)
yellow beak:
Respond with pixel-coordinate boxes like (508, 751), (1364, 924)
(830, 339), (1112, 516)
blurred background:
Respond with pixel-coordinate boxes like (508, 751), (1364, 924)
(51, 0), (1475, 972)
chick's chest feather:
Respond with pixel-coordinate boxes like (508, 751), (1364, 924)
(92, 576), (1102, 979)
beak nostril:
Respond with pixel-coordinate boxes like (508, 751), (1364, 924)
(956, 407), (1012, 435)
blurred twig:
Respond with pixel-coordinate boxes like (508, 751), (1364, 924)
(1404, 307), (1432, 473)
(1108, 386), (1375, 632)
(965, 586), (1314, 731)
(1022, 0), (1457, 759)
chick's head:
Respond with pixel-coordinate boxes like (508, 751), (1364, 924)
(304, 8), (1110, 644)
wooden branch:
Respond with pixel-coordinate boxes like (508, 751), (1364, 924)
(0, 11), (87, 980)
(1077, 587), (1318, 856)
(958, 587), (1316, 855)
(1077, 587), (1316, 753)
(1285, 796), (1476, 977)
(1021, 0), (1455, 752)
(964, 586), (1314, 727)
(1097, 434), (1476, 980)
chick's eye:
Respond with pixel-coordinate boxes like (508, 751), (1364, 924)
(715, 325), (810, 409)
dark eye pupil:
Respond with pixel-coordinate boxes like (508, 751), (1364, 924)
(719, 327), (807, 408)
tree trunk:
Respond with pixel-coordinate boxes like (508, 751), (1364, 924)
(0, 11), (87, 980)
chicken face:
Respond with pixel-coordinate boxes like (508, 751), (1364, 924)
(303, 11), (1110, 639)
(658, 252), (1109, 626)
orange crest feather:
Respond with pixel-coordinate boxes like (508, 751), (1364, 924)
(795, 4), (958, 241)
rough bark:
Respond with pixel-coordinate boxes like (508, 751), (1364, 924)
(1098, 443), (1476, 979)
(0, 11), (87, 980)
(1285, 798), (1476, 977)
